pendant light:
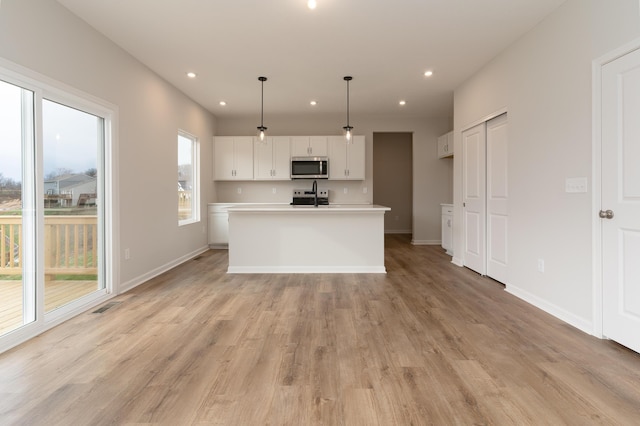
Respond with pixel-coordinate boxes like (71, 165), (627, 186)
(342, 76), (353, 142)
(257, 76), (267, 142)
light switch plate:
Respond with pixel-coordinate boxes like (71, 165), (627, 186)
(565, 177), (587, 193)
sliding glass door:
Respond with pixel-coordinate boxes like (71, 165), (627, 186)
(42, 99), (104, 313)
(0, 79), (35, 336)
(0, 73), (110, 343)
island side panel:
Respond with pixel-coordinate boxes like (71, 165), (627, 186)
(228, 210), (387, 273)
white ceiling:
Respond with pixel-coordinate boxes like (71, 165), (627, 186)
(57, 0), (565, 120)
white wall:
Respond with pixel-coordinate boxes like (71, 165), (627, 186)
(0, 0), (217, 289)
(216, 114), (452, 243)
(452, 0), (640, 332)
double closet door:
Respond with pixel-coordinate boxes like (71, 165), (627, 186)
(462, 113), (508, 283)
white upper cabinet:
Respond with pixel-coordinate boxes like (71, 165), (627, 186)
(437, 131), (453, 158)
(328, 135), (365, 180)
(291, 136), (328, 157)
(254, 136), (291, 180)
(213, 136), (254, 180)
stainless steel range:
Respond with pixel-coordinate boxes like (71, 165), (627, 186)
(291, 188), (329, 206)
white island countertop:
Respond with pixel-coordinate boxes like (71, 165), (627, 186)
(226, 203), (391, 273)
(227, 204), (390, 213)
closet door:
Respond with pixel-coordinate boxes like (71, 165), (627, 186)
(462, 123), (486, 275)
(601, 47), (640, 353)
(486, 114), (509, 283)
(462, 114), (509, 282)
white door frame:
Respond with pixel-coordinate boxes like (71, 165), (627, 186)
(592, 37), (640, 339)
(460, 108), (508, 274)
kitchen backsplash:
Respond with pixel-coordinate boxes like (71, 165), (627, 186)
(215, 180), (372, 204)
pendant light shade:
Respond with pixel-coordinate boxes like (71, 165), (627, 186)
(257, 76), (267, 142)
(342, 76), (353, 143)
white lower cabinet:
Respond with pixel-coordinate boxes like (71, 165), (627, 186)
(208, 204), (234, 247)
(441, 203), (453, 256)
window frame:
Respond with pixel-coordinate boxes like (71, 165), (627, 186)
(178, 130), (200, 226)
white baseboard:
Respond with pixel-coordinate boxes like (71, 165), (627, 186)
(505, 284), (594, 336)
(118, 245), (209, 294)
(411, 239), (440, 245)
(227, 265), (387, 274)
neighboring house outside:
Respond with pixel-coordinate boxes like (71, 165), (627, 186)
(44, 174), (97, 207)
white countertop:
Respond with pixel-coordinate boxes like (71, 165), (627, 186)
(226, 204), (390, 213)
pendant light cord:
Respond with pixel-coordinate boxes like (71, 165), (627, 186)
(346, 78), (350, 128)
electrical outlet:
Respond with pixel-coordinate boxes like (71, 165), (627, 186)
(363, 187), (368, 194)
(343, 188), (348, 194)
(125, 248), (130, 260)
(237, 187), (242, 194)
(537, 258), (545, 272)
(272, 187), (276, 194)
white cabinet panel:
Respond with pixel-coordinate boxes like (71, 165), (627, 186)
(328, 135), (365, 180)
(208, 204), (234, 247)
(253, 136), (291, 180)
(213, 136), (253, 180)
(441, 204), (453, 256)
(291, 136), (328, 157)
(438, 131), (453, 158)
(272, 136), (291, 179)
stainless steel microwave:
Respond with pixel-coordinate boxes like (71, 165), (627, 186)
(291, 156), (329, 179)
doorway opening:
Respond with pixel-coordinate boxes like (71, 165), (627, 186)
(373, 132), (413, 237)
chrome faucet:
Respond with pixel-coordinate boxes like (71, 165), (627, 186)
(312, 180), (318, 207)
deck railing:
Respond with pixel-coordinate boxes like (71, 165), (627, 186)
(1, 216), (98, 276)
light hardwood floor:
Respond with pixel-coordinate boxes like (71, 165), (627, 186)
(0, 280), (99, 335)
(1, 234), (639, 425)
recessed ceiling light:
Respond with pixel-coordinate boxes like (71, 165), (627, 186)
(399, 100), (406, 106)
(219, 101), (227, 106)
(187, 72), (197, 78)
(308, 0), (317, 10)
(424, 70), (433, 77)
(310, 100), (317, 106)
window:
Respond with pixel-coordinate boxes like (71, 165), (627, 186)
(178, 131), (199, 225)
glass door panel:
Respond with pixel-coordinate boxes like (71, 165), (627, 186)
(42, 99), (103, 313)
(0, 80), (34, 336)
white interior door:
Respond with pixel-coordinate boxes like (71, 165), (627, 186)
(462, 123), (486, 275)
(486, 114), (508, 283)
(601, 48), (640, 353)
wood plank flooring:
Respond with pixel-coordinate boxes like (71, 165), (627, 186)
(0, 280), (99, 335)
(1, 234), (640, 425)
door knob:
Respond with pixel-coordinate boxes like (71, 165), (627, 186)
(599, 209), (614, 219)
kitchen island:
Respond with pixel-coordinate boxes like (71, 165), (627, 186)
(226, 204), (391, 273)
